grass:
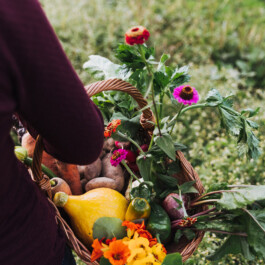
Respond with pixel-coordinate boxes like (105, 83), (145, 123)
(41, 0), (265, 264)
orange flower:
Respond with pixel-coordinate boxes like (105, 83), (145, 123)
(91, 238), (104, 262)
(122, 221), (145, 231)
(105, 237), (117, 245)
(148, 237), (158, 248)
(104, 240), (131, 265)
(104, 119), (121, 138)
(122, 221), (146, 238)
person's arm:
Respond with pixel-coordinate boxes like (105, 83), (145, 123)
(0, 0), (104, 164)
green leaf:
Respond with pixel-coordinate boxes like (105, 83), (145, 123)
(195, 219), (243, 233)
(208, 182), (229, 192)
(237, 119), (261, 160)
(158, 53), (170, 72)
(83, 55), (123, 79)
(207, 236), (255, 261)
(169, 65), (190, 89)
(136, 154), (153, 181)
(162, 253), (183, 265)
(167, 160), (181, 175)
(179, 181), (198, 194)
(217, 186), (265, 210)
(157, 174), (179, 187)
(243, 209), (265, 258)
(154, 134), (176, 161)
(183, 229), (196, 240)
(93, 217), (126, 240)
(115, 44), (145, 70)
(241, 107), (260, 118)
(154, 71), (170, 95)
(110, 112), (141, 139)
(219, 107), (242, 136)
(174, 230), (183, 244)
(100, 257), (112, 265)
(205, 88), (224, 106)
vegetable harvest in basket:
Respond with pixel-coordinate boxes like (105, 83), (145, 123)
(14, 25), (263, 265)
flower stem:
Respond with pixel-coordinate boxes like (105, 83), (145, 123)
(179, 103), (209, 116)
(189, 207), (217, 218)
(190, 199), (218, 207)
(148, 133), (154, 151)
(116, 131), (145, 156)
(192, 190), (235, 203)
(169, 104), (184, 135)
(121, 160), (141, 183)
(138, 45), (162, 137)
(191, 228), (248, 237)
(179, 188), (189, 218)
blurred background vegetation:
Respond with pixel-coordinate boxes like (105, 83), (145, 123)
(41, 0), (265, 264)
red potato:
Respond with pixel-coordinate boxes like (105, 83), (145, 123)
(22, 132), (82, 195)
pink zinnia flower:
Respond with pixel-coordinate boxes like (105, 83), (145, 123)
(110, 149), (128, 167)
(173, 85), (199, 105)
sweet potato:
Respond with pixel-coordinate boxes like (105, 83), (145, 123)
(22, 133), (82, 195)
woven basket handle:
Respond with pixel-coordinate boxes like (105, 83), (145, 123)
(85, 78), (155, 134)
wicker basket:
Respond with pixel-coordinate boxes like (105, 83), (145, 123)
(31, 78), (205, 264)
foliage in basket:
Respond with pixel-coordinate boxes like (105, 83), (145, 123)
(81, 26), (265, 264)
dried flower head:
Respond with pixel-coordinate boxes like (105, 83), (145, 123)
(110, 149), (128, 167)
(104, 119), (121, 137)
(173, 85), (199, 105)
(125, 26), (150, 45)
(175, 217), (197, 227)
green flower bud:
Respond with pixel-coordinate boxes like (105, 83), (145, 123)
(14, 146), (28, 161)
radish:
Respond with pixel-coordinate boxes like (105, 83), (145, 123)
(162, 193), (188, 219)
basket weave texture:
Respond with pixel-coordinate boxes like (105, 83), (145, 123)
(31, 78), (205, 264)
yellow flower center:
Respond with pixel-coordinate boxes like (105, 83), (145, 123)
(112, 152), (121, 160)
(180, 85), (194, 100)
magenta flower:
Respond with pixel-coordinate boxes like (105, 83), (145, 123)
(110, 149), (128, 167)
(173, 85), (199, 105)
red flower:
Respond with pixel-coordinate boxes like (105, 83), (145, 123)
(125, 26), (150, 45)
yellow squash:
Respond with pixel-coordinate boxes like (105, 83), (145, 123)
(53, 188), (128, 247)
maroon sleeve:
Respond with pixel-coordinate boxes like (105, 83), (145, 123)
(0, 0), (104, 164)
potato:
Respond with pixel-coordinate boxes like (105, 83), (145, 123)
(77, 158), (102, 181)
(85, 177), (117, 191)
(103, 138), (115, 152)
